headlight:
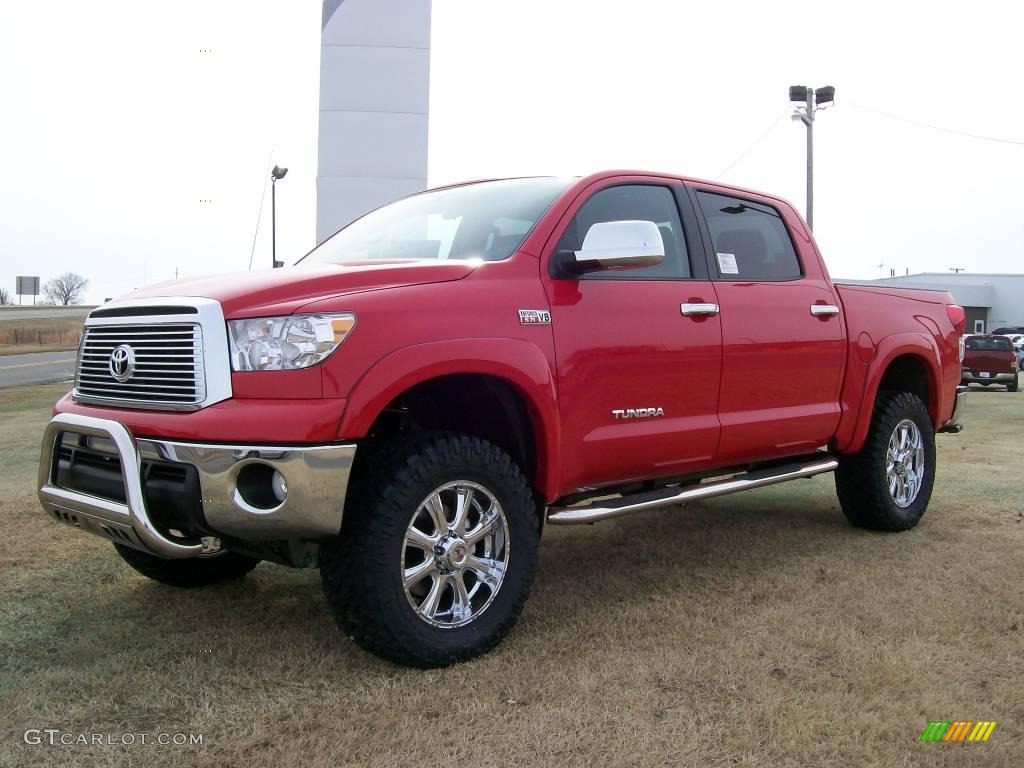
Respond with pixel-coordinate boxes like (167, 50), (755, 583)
(228, 313), (356, 371)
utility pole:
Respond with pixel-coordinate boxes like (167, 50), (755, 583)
(789, 85), (835, 230)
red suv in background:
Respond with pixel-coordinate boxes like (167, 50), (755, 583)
(962, 335), (1019, 391)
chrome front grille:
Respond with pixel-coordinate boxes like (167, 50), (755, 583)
(75, 324), (206, 407)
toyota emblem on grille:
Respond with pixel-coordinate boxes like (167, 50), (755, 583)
(108, 344), (136, 382)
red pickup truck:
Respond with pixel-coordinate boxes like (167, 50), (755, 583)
(961, 334), (1019, 391)
(38, 171), (967, 667)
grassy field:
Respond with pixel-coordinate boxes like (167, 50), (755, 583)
(0, 318), (83, 356)
(1, 383), (1021, 767)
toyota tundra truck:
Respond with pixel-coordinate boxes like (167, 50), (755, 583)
(37, 171), (967, 667)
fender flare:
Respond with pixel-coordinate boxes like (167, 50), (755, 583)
(337, 338), (562, 500)
(836, 332), (944, 455)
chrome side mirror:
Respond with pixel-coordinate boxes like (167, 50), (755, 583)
(574, 220), (665, 271)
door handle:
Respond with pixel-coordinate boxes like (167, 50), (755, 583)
(681, 303), (720, 317)
(810, 304), (840, 317)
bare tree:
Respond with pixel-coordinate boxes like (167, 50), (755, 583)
(0, 288), (10, 305)
(43, 273), (89, 306)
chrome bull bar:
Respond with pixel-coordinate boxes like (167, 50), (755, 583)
(38, 413), (203, 558)
(38, 413), (357, 559)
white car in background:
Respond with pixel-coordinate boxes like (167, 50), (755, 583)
(1004, 334), (1024, 350)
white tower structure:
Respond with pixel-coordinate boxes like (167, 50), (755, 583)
(316, 0), (432, 243)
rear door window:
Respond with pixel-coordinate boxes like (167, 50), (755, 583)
(696, 191), (802, 281)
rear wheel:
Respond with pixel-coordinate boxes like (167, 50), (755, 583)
(835, 391), (936, 531)
(113, 543), (260, 587)
(1008, 374), (1019, 392)
(320, 432), (539, 668)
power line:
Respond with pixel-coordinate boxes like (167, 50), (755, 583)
(844, 99), (1024, 146)
(715, 108), (791, 179)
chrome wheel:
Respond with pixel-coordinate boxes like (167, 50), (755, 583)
(886, 418), (925, 508)
(401, 480), (510, 628)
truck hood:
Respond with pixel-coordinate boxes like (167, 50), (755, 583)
(118, 261), (477, 317)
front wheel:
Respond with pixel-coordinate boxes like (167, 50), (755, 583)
(835, 391), (936, 531)
(320, 432), (540, 668)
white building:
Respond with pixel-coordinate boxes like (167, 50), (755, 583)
(867, 273), (1024, 334)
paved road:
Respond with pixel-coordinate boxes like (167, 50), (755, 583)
(0, 350), (76, 388)
(0, 307), (93, 321)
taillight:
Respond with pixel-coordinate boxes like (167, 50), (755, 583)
(946, 305), (966, 361)
(946, 304), (965, 336)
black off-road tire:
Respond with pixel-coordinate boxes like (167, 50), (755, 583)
(1008, 374), (1019, 392)
(113, 543), (260, 587)
(834, 391), (936, 531)
(320, 432), (539, 668)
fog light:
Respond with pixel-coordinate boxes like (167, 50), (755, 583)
(235, 463), (284, 511)
(272, 471), (288, 503)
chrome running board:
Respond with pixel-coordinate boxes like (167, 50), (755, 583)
(546, 456), (839, 525)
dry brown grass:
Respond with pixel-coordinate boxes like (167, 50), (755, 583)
(0, 318), (83, 356)
(1, 383), (1022, 767)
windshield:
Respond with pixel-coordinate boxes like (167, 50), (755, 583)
(966, 336), (1012, 352)
(298, 178), (572, 266)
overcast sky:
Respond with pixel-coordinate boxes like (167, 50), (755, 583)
(2, 0), (1022, 304)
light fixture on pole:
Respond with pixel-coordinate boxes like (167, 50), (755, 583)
(270, 164), (288, 268)
(789, 85), (834, 230)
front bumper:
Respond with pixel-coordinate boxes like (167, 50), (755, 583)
(938, 385), (968, 434)
(38, 413), (357, 559)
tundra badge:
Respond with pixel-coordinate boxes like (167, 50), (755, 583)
(612, 407), (665, 420)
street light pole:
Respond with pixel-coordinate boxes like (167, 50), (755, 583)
(804, 88), (814, 231)
(270, 164), (288, 268)
(789, 85), (834, 231)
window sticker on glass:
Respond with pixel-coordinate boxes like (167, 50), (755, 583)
(716, 252), (739, 275)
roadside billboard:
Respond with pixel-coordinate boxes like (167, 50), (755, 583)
(16, 276), (40, 305)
